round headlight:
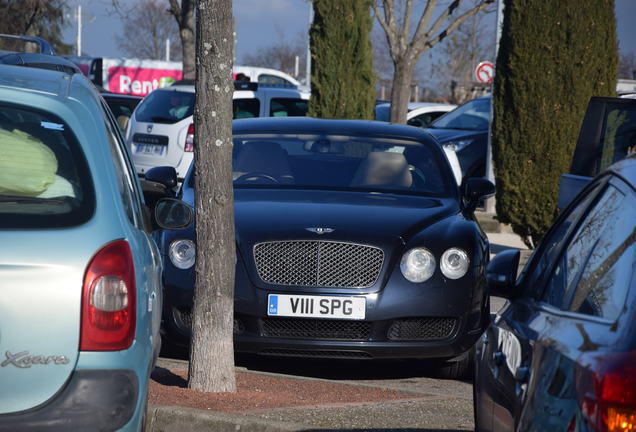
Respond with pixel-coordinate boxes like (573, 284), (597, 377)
(440, 248), (469, 279)
(400, 248), (436, 283)
(169, 239), (196, 269)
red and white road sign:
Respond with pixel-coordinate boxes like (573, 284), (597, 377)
(475, 61), (495, 84)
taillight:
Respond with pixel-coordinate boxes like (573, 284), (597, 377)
(184, 123), (194, 152)
(80, 240), (136, 351)
(581, 351), (636, 432)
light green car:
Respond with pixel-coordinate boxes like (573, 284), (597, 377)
(0, 56), (191, 431)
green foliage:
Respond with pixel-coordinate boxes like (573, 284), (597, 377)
(309, 0), (375, 119)
(492, 0), (617, 244)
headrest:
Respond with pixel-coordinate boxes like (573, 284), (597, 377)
(350, 152), (412, 189)
(234, 141), (292, 177)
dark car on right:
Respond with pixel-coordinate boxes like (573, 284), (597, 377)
(473, 153), (636, 431)
(426, 95), (490, 179)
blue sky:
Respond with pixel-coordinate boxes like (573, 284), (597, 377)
(62, 0), (636, 70)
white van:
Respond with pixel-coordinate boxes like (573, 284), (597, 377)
(127, 82), (310, 178)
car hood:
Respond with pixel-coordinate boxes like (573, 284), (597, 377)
(425, 128), (485, 144)
(234, 189), (458, 248)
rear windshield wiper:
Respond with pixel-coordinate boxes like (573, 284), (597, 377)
(149, 116), (176, 123)
(0, 195), (67, 204)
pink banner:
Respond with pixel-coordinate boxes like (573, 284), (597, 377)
(107, 66), (183, 96)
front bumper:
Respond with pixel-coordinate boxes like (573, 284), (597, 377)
(162, 272), (489, 360)
(232, 314), (484, 360)
(0, 369), (138, 432)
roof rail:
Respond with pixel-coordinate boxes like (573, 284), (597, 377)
(0, 53), (81, 75)
(171, 79), (195, 86)
(0, 34), (55, 55)
(254, 82), (298, 90)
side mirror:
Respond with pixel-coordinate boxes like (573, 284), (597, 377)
(144, 166), (178, 189)
(154, 198), (193, 230)
(486, 249), (520, 298)
(462, 177), (495, 213)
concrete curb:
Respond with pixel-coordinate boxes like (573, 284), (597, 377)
(146, 405), (309, 432)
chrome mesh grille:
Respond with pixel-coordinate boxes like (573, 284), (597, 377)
(253, 241), (384, 287)
(262, 318), (372, 340)
(387, 318), (457, 341)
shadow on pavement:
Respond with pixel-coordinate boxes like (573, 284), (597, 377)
(235, 354), (469, 383)
(151, 366), (187, 387)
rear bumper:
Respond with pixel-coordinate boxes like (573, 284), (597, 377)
(0, 369), (138, 432)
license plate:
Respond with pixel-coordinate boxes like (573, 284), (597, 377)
(267, 294), (365, 320)
(134, 143), (167, 155)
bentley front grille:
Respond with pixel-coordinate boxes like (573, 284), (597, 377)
(253, 241), (383, 288)
(387, 318), (457, 341)
(261, 318), (372, 340)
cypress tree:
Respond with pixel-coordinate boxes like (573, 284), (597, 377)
(309, 0), (375, 119)
(492, 0), (617, 245)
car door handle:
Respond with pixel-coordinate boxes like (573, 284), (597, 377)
(515, 366), (529, 382)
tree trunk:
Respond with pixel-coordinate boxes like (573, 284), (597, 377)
(389, 58), (415, 124)
(180, 6), (196, 80)
(188, 0), (236, 393)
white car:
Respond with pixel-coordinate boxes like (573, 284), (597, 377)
(375, 102), (457, 128)
(374, 102), (461, 184)
(127, 82), (310, 178)
(233, 66), (301, 88)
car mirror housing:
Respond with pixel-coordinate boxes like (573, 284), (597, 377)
(144, 166), (178, 189)
(486, 249), (520, 298)
(154, 198), (193, 230)
(462, 177), (495, 213)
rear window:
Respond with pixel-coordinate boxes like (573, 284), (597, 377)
(269, 98), (308, 117)
(233, 98), (260, 119)
(135, 89), (195, 124)
(0, 104), (94, 228)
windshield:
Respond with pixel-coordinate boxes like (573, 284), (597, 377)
(205, 133), (457, 197)
(0, 104), (94, 228)
(430, 97), (490, 131)
(135, 89), (195, 124)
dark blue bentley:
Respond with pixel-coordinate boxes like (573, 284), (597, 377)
(153, 117), (495, 378)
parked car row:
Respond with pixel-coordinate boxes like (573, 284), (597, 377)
(1, 33), (634, 432)
(127, 80), (310, 179)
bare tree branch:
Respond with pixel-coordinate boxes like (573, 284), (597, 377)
(373, 0), (492, 124)
(418, 1), (492, 52)
(419, 0), (461, 46)
(167, 0), (182, 21)
(372, 3), (400, 62)
(410, 0), (437, 56)
(401, 0), (413, 54)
